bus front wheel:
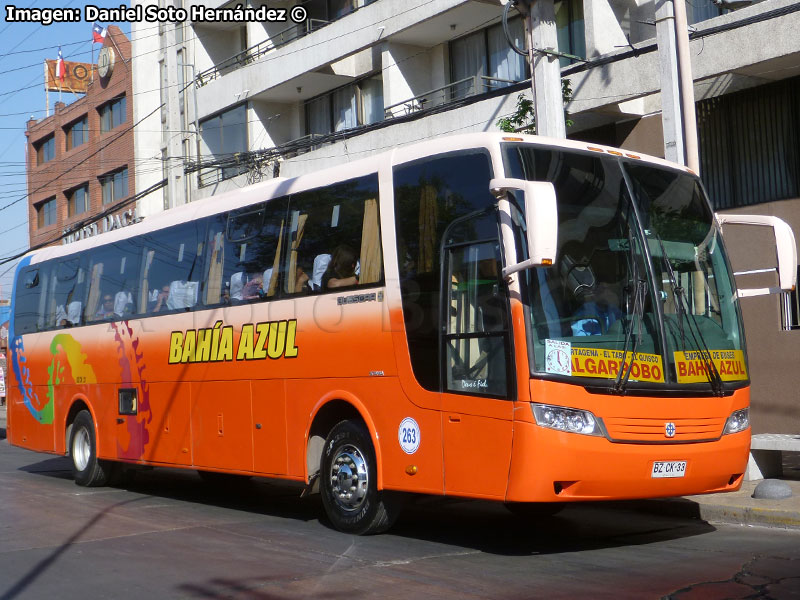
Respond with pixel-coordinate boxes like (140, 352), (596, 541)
(320, 420), (400, 535)
(70, 410), (113, 487)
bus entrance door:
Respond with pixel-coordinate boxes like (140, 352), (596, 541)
(441, 238), (514, 498)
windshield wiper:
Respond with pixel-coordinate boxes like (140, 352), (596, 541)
(613, 278), (647, 394)
(612, 224), (647, 394)
(651, 231), (724, 396)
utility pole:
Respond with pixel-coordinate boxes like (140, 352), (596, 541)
(655, 0), (699, 172)
(514, 0), (566, 139)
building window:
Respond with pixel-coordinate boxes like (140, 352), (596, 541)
(688, 0), (727, 25)
(698, 77), (800, 210)
(35, 135), (55, 165)
(65, 115), (89, 150)
(36, 197), (57, 228)
(555, 0), (586, 67)
(305, 75), (383, 136)
(450, 18), (530, 100)
(100, 168), (128, 204)
(68, 184), (89, 216)
(200, 103), (248, 181)
(99, 96), (127, 132)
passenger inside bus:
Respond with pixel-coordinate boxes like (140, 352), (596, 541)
(152, 284), (170, 312)
(571, 281), (623, 336)
(230, 267), (273, 302)
(56, 301), (82, 327)
(322, 245), (359, 289)
(114, 285), (135, 317)
(294, 262), (311, 293)
(95, 294), (116, 320)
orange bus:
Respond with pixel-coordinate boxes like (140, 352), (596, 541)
(7, 133), (796, 534)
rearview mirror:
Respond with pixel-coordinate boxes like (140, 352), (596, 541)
(716, 213), (797, 296)
(490, 178), (558, 278)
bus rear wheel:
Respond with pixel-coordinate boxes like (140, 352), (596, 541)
(320, 420), (400, 535)
(70, 410), (113, 487)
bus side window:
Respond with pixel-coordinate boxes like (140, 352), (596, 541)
(143, 221), (204, 314)
(214, 199), (287, 305)
(85, 239), (141, 322)
(286, 173), (381, 294)
(50, 258), (86, 328)
(14, 267), (44, 334)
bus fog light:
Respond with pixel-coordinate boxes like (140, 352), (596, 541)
(723, 408), (749, 435)
(531, 404), (602, 436)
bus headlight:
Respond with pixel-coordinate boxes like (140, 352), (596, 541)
(531, 404), (603, 436)
(723, 408), (749, 435)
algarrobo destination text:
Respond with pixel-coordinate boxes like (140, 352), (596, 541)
(5, 4), (296, 25)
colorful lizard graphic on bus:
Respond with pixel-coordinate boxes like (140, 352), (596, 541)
(113, 320), (152, 460)
(47, 333), (98, 417)
(11, 336), (51, 424)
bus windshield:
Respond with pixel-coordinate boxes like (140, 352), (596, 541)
(502, 143), (747, 392)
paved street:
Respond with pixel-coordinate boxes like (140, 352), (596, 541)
(1, 412), (799, 600)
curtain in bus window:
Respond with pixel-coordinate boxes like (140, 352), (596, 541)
(418, 185), (438, 273)
(359, 198), (381, 284)
(333, 85), (358, 131)
(140, 249), (155, 311)
(86, 262), (103, 322)
(287, 213), (308, 294)
(266, 219), (284, 296)
(206, 230), (225, 304)
(487, 19), (526, 88)
(450, 30), (485, 99)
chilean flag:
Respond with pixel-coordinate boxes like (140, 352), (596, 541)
(92, 22), (107, 44)
(55, 47), (65, 83)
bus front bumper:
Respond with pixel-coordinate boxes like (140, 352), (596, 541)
(505, 420), (750, 503)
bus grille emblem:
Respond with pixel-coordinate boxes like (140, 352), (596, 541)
(665, 422), (676, 438)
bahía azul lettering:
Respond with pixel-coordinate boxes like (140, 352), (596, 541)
(169, 319), (298, 364)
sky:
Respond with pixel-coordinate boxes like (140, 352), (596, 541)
(0, 1), (133, 300)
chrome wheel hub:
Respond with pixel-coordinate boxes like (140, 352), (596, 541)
(329, 444), (369, 512)
(73, 427), (91, 471)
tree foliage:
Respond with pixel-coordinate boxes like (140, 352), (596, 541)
(497, 79), (574, 134)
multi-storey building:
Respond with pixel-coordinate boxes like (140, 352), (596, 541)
(132, 0), (800, 435)
(26, 26), (135, 250)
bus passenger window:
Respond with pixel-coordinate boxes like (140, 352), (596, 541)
(85, 239), (141, 322)
(14, 267), (44, 334)
(207, 199), (287, 305)
(49, 258), (86, 328)
(143, 222), (202, 314)
(285, 173), (381, 295)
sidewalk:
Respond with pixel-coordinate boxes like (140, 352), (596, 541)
(1, 403), (798, 529)
(613, 452), (800, 529)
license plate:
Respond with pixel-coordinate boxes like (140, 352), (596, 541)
(651, 460), (687, 478)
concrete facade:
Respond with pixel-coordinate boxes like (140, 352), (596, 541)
(130, 0), (800, 434)
(26, 27), (135, 250)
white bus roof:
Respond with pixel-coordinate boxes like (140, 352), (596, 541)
(23, 132), (690, 266)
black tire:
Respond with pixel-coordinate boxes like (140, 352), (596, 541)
(320, 420), (401, 535)
(70, 410), (113, 487)
(505, 502), (565, 519)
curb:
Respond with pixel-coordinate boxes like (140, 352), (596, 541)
(616, 496), (800, 530)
